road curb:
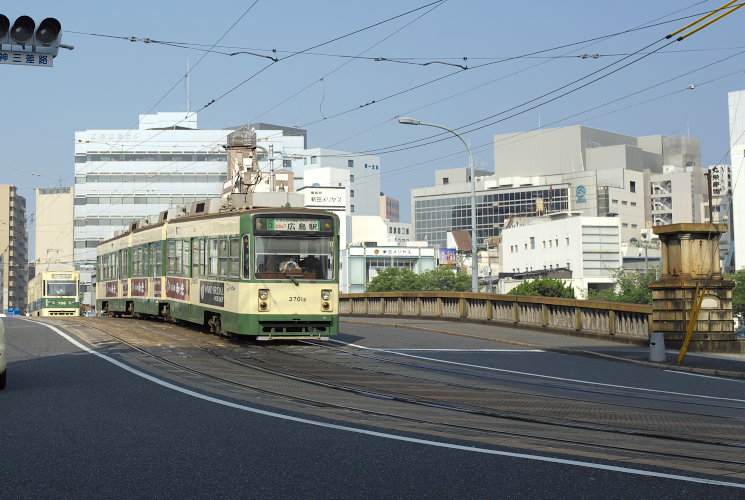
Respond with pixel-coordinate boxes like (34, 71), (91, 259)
(342, 318), (745, 380)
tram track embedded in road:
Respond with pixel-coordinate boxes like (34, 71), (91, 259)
(38, 317), (745, 479)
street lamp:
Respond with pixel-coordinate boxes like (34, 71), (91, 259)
(398, 117), (478, 292)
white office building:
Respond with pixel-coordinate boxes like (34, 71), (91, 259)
(295, 148), (381, 217)
(500, 213), (622, 296)
(73, 114), (310, 267)
(729, 90), (745, 269)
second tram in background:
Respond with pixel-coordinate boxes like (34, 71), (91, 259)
(96, 200), (340, 340)
(27, 270), (81, 316)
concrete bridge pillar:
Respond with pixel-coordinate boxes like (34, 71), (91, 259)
(649, 223), (738, 353)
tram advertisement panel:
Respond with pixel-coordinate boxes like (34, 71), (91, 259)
(120, 279), (129, 297)
(199, 281), (225, 307)
(105, 281), (118, 298)
(131, 278), (148, 297)
(153, 278), (162, 298)
(166, 277), (189, 300)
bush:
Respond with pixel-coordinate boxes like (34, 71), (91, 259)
(508, 278), (575, 298)
(587, 268), (659, 305)
(365, 266), (472, 292)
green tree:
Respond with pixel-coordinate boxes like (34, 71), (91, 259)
(365, 267), (420, 292)
(588, 268), (659, 305)
(417, 266), (472, 292)
(727, 269), (745, 323)
(508, 278), (576, 298)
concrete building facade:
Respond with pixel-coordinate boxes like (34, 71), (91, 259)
(379, 193), (400, 222)
(650, 165), (707, 226)
(0, 185), (28, 312)
(499, 213), (622, 296)
(729, 89), (745, 269)
(34, 186), (74, 273)
(73, 112), (230, 266)
(295, 148), (381, 217)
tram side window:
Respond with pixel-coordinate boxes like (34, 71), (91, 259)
(149, 241), (163, 277)
(133, 245), (147, 276)
(119, 248), (129, 278)
(198, 238), (207, 276)
(242, 235), (250, 279)
(182, 239), (190, 276)
(192, 239), (201, 277)
(209, 238), (219, 276)
(229, 236), (240, 278)
(218, 237), (229, 276)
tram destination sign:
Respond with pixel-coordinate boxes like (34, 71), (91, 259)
(268, 218), (319, 232)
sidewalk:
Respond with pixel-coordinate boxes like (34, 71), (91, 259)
(341, 316), (745, 380)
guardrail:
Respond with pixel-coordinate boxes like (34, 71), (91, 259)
(339, 292), (652, 343)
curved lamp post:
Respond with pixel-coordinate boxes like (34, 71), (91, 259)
(398, 117), (478, 292)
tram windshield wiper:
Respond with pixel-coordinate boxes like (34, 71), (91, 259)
(284, 270), (300, 286)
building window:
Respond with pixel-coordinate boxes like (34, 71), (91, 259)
(350, 190), (354, 198)
(350, 175), (354, 182)
(443, 177), (449, 185)
(622, 200), (628, 205)
(630, 181), (636, 193)
(348, 160), (354, 168)
(351, 205), (354, 213)
(530, 237), (535, 249)
(311, 156), (317, 164)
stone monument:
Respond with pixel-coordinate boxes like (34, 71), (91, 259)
(649, 223), (739, 353)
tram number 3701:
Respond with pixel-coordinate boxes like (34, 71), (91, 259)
(289, 296), (307, 302)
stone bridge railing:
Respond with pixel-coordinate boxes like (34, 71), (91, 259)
(339, 292), (653, 343)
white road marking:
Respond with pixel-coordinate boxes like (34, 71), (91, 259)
(363, 348), (544, 352)
(329, 339), (745, 404)
(665, 370), (745, 382)
(23, 319), (745, 490)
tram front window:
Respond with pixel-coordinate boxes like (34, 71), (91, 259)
(254, 236), (333, 280)
(46, 281), (77, 297)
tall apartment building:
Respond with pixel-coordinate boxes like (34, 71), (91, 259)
(380, 193), (400, 222)
(34, 186), (74, 273)
(0, 185), (28, 311)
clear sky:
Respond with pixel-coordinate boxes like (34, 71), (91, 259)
(2, 1), (745, 243)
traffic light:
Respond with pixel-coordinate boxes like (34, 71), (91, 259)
(0, 14), (63, 67)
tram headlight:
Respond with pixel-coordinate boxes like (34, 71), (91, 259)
(321, 289), (332, 311)
(258, 289), (270, 311)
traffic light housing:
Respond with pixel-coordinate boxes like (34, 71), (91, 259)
(0, 14), (62, 66)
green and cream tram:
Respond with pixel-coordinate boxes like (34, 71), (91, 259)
(28, 270), (81, 316)
(96, 207), (339, 339)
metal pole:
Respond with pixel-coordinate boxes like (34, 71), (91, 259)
(398, 118), (478, 292)
(705, 169), (713, 223)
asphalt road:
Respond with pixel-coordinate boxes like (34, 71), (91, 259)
(1, 317), (743, 499)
